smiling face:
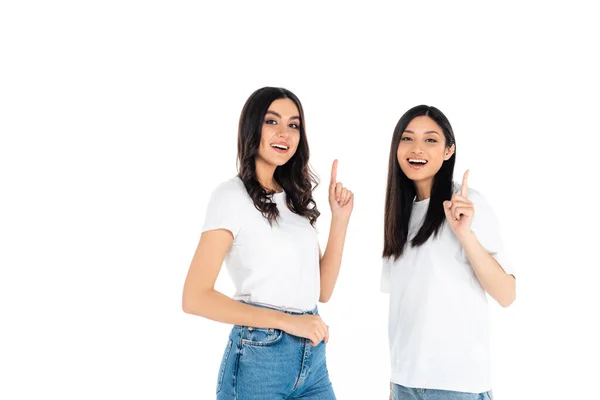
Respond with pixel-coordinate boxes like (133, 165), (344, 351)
(397, 115), (455, 186)
(256, 98), (301, 167)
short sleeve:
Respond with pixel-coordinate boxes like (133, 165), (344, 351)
(467, 189), (516, 276)
(201, 181), (243, 238)
(380, 257), (392, 293)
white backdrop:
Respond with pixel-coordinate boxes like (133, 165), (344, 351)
(1, 1), (599, 399)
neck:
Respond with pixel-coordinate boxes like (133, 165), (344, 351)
(255, 157), (280, 192)
(414, 178), (433, 201)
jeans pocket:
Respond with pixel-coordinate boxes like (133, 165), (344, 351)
(241, 327), (284, 347)
(216, 339), (233, 394)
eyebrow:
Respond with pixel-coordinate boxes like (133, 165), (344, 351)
(266, 110), (300, 120)
(403, 130), (440, 135)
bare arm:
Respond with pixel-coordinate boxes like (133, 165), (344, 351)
(182, 229), (330, 345)
(444, 170), (516, 308)
(319, 216), (350, 303)
(182, 229), (291, 328)
(459, 232), (516, 307)
(318, 160), (353, 303)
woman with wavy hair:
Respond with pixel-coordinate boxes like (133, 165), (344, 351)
(183, 87), (353, 399)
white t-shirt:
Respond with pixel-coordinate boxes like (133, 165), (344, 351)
(202, 176), (320, 312)
(381, 185), (515, 393)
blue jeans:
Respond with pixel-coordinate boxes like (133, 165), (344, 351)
(216, 303), (336, 399)
(392, 384), (493, 400)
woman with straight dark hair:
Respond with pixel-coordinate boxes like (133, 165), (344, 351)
(381, 105), (516, 400)
(183, 87), (352, 399)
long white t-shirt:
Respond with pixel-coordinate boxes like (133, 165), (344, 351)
(381, 185), (515, 393)
(202, 176), (320, 312)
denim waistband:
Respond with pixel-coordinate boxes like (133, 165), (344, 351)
(239, 300), (318, 315)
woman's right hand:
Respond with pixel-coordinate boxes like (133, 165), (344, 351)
(280, 314), (329, 346)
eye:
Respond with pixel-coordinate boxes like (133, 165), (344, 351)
(401, 136), (412, 141)
(289, 123), (299, 129)
(265, 119), (278, 125)
(426, 138), (438, 143)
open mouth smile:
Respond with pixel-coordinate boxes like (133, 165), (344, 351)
(271, 143), (289, 153)
(407, 158), (428, 169)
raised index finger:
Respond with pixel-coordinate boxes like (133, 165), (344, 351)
(461, 169), (470, 197)
(330, 159), (338, 184)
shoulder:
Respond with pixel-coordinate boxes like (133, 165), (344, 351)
(210, 176), (248, 202)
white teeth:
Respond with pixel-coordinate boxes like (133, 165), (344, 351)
(271, 144), (288, 150)
(408, 159), (427, 164)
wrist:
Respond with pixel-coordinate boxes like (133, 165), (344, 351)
(457, 229), (475, 245)
(275, 312), (292, 331)
(331, 213), (350, 224)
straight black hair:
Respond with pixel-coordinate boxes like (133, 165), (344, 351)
(383, 105), (456, 259)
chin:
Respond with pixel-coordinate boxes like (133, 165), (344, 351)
(270, 157), (290, 167)
(401, 166), (430, 181)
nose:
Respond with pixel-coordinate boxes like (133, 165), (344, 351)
(277, 125), (291, 137)
(410, 146), (424, 156)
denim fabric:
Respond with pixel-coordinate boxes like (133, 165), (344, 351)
(392, 383), (493, 400)
(216, 303), (335, 399)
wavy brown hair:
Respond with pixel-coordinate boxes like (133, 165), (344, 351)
(237, 87), (320, 226)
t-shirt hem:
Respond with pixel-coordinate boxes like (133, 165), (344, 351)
(233, 295), (318, 313)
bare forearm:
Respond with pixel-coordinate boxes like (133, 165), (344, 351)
(319, 216), (350, 302)
(182, 289), (290, 329)
(459, 231), (516, 307)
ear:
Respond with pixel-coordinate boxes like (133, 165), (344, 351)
(444, 144), (455, 161)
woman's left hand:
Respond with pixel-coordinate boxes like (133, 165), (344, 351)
(329, 159), (353, 220)
(443, 170), (474, 241)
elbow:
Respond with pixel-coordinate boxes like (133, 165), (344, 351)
(182, 289), (205, 315)
(496, 274), (516, 308)
(182, 295), (195, 314)
(319, 293), (332, 303)
(499, 290), (516, 308)
(319, 279), (336, 303)
(499, 298), (514, 308)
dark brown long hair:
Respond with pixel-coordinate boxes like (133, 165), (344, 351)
(237, 87), (320, 226)
(383, 105), (456, 260)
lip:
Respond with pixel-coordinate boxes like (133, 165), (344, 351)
(270, 142), (290, 154)
(406, 158), (428, 170)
